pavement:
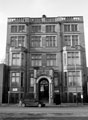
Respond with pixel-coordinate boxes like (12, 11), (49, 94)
(0, 102), (88, 107)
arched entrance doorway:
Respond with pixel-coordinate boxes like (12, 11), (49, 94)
(39, 78), (49, 103)
(36, 76), (53, 104)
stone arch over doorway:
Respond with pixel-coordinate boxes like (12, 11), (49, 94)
(36, 76), (53, 104)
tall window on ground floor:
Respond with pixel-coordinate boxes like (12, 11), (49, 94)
(31, 54), (42, 66)
(11, 72), (24, 88)
(68, 71), (82, 87)
(46, 54), (56, 66)
(11, 72), (20, 87)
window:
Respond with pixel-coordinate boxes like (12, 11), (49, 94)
(11, 25), (25, 33)
(64, 24), (78, 32)
(71, 24), (78, 31)
(31, 54), (42, 66)
(64, 35), (79, 46)
(72, 35), (78, 46)
(64, 35), (71, 46)
(46, 36), (56, 47)
(12, 53), (21, 66)
(10, 36), (25, 47)
(11, 36), (17, 47)
(68, 71), (82, 87)
(46, 25), (55, 33)
(18, 25), (25, 32)
(31, 26), (41, 33)
(21, 53), (25, 66)
(46, 54), (56, 66)
(54, 78), (58, 87)
(11, 26), (17, 33)
(64, 25), (70, 32)
(30, 78), (34, 87)
(31, 36), (41, 47)
(21, 72), (24, 87)
(67, 52), (80, 65)
(18, 36), (25, 47)
(11, 72), (20, 87)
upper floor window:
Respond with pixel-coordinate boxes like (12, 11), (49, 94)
(64, 25), (70, 32)
(11, 25), (25, 33)
(64, 35), (79, 46)
(10, 36), (25, 47)
(18, 36), (25, 47)
(12, 53), (21, 66)
(31, 26), (41, 33)
(67, 51), (80, 65)
(11, 52), (25, 66)
(46, 36), (57, 47)
(31, 54), (42, 66)
(64, 24), (78, 32)
(64, 35), (71, 46)
(11, 26), (17, 33)
(11, 36), (17, 47)
(72, 35), (79, 46)
(31, 36), (42, 47)
(46, 25), (55, 33)
(46, 54), (56, 66)
(18, 25), (25, 32)
(71, 24), (78, 32)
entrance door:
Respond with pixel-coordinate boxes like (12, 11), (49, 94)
(39, 78), (49, 103)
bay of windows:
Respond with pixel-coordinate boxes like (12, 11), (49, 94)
(30, 35), (57, 48)
(68, 71), (82, 87)
(67, 52), (80, 65)
(31, 54), (42, 66)
(46, 54), (56, 66)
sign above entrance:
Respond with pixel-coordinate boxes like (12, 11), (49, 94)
(34, 67), (53, 78)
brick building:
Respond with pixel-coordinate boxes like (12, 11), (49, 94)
(5, 15), (87, 104)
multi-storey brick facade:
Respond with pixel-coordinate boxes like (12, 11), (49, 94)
(5, 15), (87, 104)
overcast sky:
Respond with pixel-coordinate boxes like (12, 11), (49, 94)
(0, 0), (88, 65)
